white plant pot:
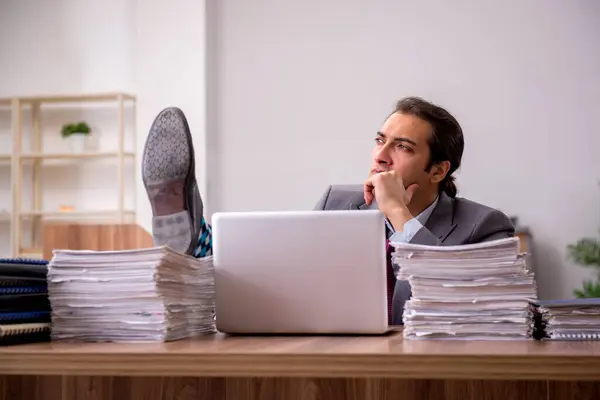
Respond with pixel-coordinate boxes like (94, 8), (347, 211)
(68, 134), (87, 153)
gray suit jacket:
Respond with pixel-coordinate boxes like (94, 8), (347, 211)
(314, 184), (515, 325)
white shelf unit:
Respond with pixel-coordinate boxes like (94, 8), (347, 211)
(0, 98), (13, 257)
(1, 92), (137, 258)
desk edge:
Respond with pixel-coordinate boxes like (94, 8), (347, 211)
(1, 353), (600, 381)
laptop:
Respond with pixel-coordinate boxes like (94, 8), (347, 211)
(211, 209), (390, 335)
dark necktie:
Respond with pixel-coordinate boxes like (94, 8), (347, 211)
(385, 240), (396, 325)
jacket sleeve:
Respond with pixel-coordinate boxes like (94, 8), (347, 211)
(469, 209), (515, 242)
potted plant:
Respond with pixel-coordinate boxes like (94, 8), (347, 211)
(567, 235), (600, 298)
(567, 183), (600, 297)
(61, 121), (91, 153)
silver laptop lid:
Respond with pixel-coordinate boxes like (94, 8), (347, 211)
(211, 210), (388, 334)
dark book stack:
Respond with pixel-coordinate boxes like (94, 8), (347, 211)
(530, 298), (600, 340)
(0, 258), (51, 345)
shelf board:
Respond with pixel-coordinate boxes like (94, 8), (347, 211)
(20, 152), (135, 160)
(18, 92), (135, 104)
(0, 154), (11, 160)
(21, 210), (135, 218)
(0, 212), (11, 221)
(18, 248), (43, 258)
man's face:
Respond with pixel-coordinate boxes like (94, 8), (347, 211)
(370, 112), (436, 192)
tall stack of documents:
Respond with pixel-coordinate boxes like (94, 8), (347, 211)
(391, 237), (537, 340)
(47, 247), (215, 342)
(531, 298), (600, 340)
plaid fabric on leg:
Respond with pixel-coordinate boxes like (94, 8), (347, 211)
(193, 217), (213, 258)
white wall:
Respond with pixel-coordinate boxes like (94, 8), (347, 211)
(0, 0), (137, 257)
(0, 0), (134, 96)
(0, 0), (208, 254)
(207, 0), (600, 299)
(132, 0), (207, 233)
(2, 0), (599, 300)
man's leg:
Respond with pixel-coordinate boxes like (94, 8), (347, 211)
(141, 107), (212, 257)
(193, 217), (213, 258)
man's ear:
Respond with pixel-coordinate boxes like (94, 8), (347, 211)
(430, 160), (451, 184)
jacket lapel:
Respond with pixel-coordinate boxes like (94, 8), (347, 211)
(358, 201), (371, 210)
(358, 199), (379, 210)
(345, 191), (367, 210)
(424, 193), (457, 242)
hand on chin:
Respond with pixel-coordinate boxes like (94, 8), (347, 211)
(363, 170), (418, 216)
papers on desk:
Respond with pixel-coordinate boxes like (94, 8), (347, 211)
(47, 247), (215, 342)
(391, 237), (538, 340)
(530, 298), (600, 340)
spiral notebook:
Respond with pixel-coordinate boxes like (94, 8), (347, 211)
(0, 258), (48, 278)
(0, 323), (50, 345)
(0, 258), (51, 345)
(0, 259), (48, 291)
(531, 298), (600, 340)
(0, 311), (50, 323)
(0, 294), (50, 313)
(0, 276), (47, 287)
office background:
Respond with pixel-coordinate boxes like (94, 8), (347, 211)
(0, 0), (599, 300)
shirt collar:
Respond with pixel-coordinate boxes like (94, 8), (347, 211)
(415, 195), (439, 225)
(368, 195), (439, 223)
(370, 195), (439, 233)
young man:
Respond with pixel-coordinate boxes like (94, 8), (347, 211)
(141, 97), (514, 325)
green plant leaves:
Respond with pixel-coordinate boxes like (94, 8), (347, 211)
(574, 278), (600, 298)
(61, 121), (91, 138)
(568, 237), (600, 298)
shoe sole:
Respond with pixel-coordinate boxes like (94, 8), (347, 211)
(142, 107), (196, 254)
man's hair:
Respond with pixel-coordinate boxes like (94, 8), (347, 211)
(394, 96), (464, 198)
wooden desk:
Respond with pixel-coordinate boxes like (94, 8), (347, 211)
(1, 331), (599, 400)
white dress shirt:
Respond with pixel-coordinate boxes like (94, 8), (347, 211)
(370, 196), (439, 243)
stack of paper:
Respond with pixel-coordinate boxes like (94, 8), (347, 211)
(531, 298), (600, 340)
(47, 246), (215, 342)
(391, 237), (537, 340)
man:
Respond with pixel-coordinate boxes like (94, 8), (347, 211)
(314, 97), (514, 324)
(141, 97), (514, 326)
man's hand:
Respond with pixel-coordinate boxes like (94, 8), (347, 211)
(364, 171), (418, 231)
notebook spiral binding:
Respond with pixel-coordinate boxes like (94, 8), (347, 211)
(0, 287), (47, 295)
(0, 323), (50, 337)
(0, 279), (32, 287)
(0, 258), (48, 265)
(552, 333), (600, 340)
(0, 311), (50, 321)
